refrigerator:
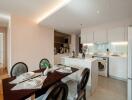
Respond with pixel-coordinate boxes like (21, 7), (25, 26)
(128, 26), (132, 100)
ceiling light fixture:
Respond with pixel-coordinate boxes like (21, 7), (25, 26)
(36, 0), (71, 24)
(96, 10), (100, 14)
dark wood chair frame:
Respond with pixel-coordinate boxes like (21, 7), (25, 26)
(39, 58), (51, 69)
(76, 68), (90, 100)
(10, 62), (28, 77)
(45, 82), (68, 100)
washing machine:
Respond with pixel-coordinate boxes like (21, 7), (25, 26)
(93, 56), (109, 77)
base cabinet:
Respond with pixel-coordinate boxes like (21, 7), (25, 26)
(109, 56), (127, 80)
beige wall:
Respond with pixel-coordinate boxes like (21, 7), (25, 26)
(9, 16), (54, 71)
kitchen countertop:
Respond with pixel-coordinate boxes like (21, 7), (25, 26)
(87, 54), (127, 58)
(62, 56), (97, 62)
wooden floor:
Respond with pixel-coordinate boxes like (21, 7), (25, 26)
(0, 68), (8, 100)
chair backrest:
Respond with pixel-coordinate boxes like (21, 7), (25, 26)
(10, 62), (28, 77)
(42, 82), (68, 100)
(39, 58), (51, 69)
(77, 68), (90, 93)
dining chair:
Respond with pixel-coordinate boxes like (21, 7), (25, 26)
(36, 82), (68, 100)
(10, 62), (28, 77)
(67, 68), (90, 100)
(39, 58), (51, 69)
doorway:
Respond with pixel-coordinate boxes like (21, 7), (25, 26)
(0, 28), (7, 75)
(0, 33), (3, 68)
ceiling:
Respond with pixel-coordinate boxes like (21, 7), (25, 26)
(0, 0), (69, 23)
(0, 0), (132, 33)
(40, 0), (132, 34)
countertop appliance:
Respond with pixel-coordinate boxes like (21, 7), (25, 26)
(128, 26), (132, 100)
(93, 55), (109, 77)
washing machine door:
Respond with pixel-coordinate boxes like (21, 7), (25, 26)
(98, 61), (106, 71)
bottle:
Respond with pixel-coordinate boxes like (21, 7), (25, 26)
(82, 52), (85, 59)
(72, 51), (75, 58)
(106, 48), (110, 55)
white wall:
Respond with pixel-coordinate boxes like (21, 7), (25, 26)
(9, 16), (54, 72)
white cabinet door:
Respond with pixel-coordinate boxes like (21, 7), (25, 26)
(109, 56), (127, 80)
(81, 28), (94, 43)
(124, 26), (128, 41)
(86, 31), (94, 43)
(94, 30), (107, 43)
(81, 29), (87, 44)
(108, 27), (125, 42)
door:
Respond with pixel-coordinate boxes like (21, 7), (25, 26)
(128, 27), (132, 79)
(94, 30), (107, 43)
(0, 27), (7, 75)
(0, 33), (3, 68)
(108, 27), (125, 42)
(128, 79), (132, 100)
(81, 28), (94, 44)
(128, 27), (132, 100)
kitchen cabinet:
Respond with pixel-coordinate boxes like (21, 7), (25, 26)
(81, 28), (94, 44)
(108, 27), (125, 42)
(94, 30), (107, 43)
(86, 31), (94, 43)
(124, 26), (128, 41)
(81, 32), (87, 44)
(81, 26), (128, 44)
(54, 53), (69, 65)
(61, 57), (98, 94)
(109, 56), (128, 80)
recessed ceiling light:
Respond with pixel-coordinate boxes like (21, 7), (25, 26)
(96, 10), (100, 14)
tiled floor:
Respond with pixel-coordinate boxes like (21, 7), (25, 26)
(88, 76), (127, 100)
(0, 74), (127, 100)
(68, 76), (127, 100)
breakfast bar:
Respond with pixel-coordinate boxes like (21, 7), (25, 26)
(61, 57), (98, 94)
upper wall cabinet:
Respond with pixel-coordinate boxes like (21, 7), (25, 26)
(94, 30), (107, 43)
(81, 29), (94, 44)
(108, 27), (125, 42)
(124, 26), (128, 41)
(81, 26), (128, 44)
(86, 31), (94, 43)
(81, 32), (87, 44)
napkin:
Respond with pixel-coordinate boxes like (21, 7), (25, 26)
(11, 76), (47, 90)
(56, 67), (72, 73)
(10, 72), (42, 84)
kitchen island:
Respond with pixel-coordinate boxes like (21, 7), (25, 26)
(61, 57), (98, 94)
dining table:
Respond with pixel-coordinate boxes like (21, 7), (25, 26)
(2, 67), (78, 100)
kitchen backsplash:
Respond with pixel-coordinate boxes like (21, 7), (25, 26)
(86, 43), (127, 55)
